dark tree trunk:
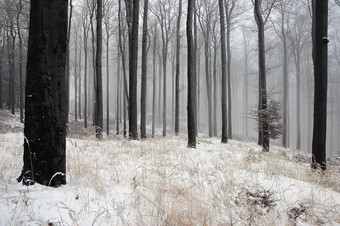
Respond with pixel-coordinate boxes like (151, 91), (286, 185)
(204, 38), (213, 137)
(312, 0), (328, 170)
(175, 0), (182, 135)
(95, 0), (103, 139)
(17, 0), (24, 123)
(219, 0), (228, 143)
(65, 0), (73, 123)
(19, 0), (68, 187)
(254, 0), (269, 152)
(193, 0), (198, 136)
(187, 0), (196, 148)
(128, 0), (139, 140)
(226, 17), (232, 139)
(140, 0), (148, 139)
(106, 32), (110, 135)
(0, 46), (3, 110)
(242, 29), (249, 137)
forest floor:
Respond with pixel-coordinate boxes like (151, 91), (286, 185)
(1, 110), (340, 225)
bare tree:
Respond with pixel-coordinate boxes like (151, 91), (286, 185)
(18, 0), (68, 186)
(150, 0), (177, 137)
(253, 0), (276, 152)
(95, 0), (103, 139)
(175, 0), (183, 135)
(140, 0), (149, 139)
(187, 0), (196, 148)
(219, 0), (228, 143)
(66, 0), (73, 122)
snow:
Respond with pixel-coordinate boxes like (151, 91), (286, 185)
(1, 119), (340, 225)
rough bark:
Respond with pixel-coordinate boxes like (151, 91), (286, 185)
(19, 0), (68, 187)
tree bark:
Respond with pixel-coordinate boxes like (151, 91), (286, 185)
(65, 0), (73, 123)
(19, 0), (68, 186)
(187, 0), (196, 148)
(128, 0), (139, 140)
(140, 0), (148, 139)
(312, 0), (328, 170)
(219, 0), (228, 143)
(254, 0), (269, 151)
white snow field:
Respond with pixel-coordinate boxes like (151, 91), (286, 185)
(1, 113), (340, 225)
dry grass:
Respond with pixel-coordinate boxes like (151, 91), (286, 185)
(1, 111), (340, 225)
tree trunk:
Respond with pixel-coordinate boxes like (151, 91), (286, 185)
(242, 29), (249, 137)
(106, 34), (110, 135)
(283, 38), (288, 148)
(226, 19), (232, 139)
(17, 0), (24, 122)
(152, 24), (157, 137)
(83, 25), (88, 129)
(66, 0), (73, 123)
(187, 0), (196, 148)
(95, 0), (103, 139)
(116, 45), (121, 135)
(312, 0), (328, 170)
(254, 0), (269, 152)
(219, 0), (228, 143)
(140, 0), (148, 139)
(74, 30), (78, 122)
(296, 48), (301, 150)
(19, 0), (68, 186)
(0, 46), (3, 110)
(204, 39), (213, 137)
(128, 0), (139, 140)
(175, 0), (182, 135)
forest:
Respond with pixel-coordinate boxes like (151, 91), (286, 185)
(0, 0), (340, 224)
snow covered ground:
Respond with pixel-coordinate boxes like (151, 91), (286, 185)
(1, 112), (340, 225)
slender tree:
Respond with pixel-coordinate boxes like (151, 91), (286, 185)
(187, 0), (196, 148)
(95, 0), (103, 139)
(66, 0), (73, 123)
(18, 0), (68, 186)
(140, 0), (149, 139)
(82, 4), (90, 129)
(175, 0), (182, 135)
(219, 0), (228, 143)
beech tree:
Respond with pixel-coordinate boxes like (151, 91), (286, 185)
(187, 0), (196, 148)
(18, 0), (68, 186)
(312, 0), (328, 170)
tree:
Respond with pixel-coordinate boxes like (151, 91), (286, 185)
(253, 0), (275, 152)
(18, 0), (68, 186)
(95, 0), (103, 139)
(140, 0), (149, 139)
(0, 28), (3, 110)
(187, 0), (196, 148)
(66, 0), (73, 123)
(128, 0), (139, 140)
(312, 0), (328, 170)
(175, 0), (182, 135)
(219, 0), (228, 143)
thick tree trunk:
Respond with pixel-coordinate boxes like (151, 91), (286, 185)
(140, 0), (148, 139)
(0, 46), (3, 110)
(19, 0), (68, 186)
(219, 0), (228, 143)
(187, 0), (196, 148)
(226, 21), (232, 139)
(106, 34), (110, 135)
(116, 48), (121, 135)
(128, 0), (139, 140)
(312, 0), (328, 170)
(83, 28), (88, 129)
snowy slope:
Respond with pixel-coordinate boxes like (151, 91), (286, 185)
(1, 115), (340, 225)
